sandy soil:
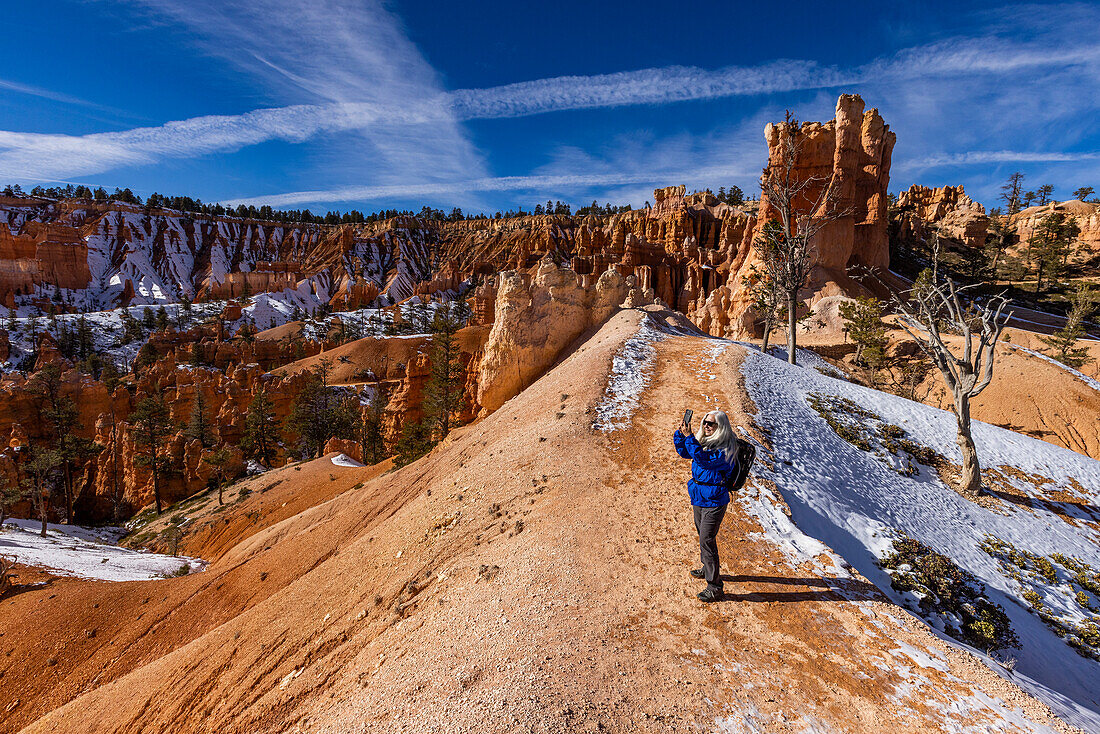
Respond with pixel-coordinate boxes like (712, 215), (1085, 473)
(0, 308), (1081, 733)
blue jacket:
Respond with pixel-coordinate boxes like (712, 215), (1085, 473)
(674, 430), (735, 508)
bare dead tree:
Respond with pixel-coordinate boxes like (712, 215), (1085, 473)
(893, 279), (1013, 497)
(759, 110), (849, 365)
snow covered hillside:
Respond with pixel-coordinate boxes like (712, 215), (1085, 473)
(739, 344), (1100, 730)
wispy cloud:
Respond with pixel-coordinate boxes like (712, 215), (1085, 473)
(225, 114), (771, 209)
(111, 0), (488, 189)
(221, 165), (759, 209)
(0, 77), (105, 109)
(902, 150), (1100, 169)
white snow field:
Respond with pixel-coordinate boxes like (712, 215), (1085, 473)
(0, 519), (206, 582)
(739, 344), (1100, 731)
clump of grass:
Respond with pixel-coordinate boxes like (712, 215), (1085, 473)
(982, 536), (1100, 659)
(879, 534), (1019, 654)
(807, 393), (944, 475)
(157, 563), (192, 579)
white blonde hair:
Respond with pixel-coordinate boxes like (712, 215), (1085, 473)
(694, 410), (737, 461)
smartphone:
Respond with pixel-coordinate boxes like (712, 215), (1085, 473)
(683, 409), (693, 427)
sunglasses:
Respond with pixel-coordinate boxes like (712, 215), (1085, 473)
(702, 420), (718, 428)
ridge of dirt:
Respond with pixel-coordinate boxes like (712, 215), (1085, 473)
(0, 308), (1082, 733)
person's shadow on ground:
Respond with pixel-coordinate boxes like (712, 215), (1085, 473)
(715, 575), (883, 603)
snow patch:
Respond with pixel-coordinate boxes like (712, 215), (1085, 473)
(0, 519), (205, 582)
(330, 453), (365, 468)
(592, 316), (665, 433)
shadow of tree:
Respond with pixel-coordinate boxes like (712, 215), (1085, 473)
(986, 488), (1100, 522)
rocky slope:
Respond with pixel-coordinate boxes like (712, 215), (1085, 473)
(0, 308), (1090, 734)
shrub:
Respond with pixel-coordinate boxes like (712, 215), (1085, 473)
(879, 535), (1019, 653)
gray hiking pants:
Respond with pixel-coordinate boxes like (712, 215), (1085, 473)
(693, 504), (727, 591)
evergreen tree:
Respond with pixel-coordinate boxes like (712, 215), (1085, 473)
(1038, 285), (1097, 370)
(1029, 211), (1080, 293)
(392, 420), (433, 467)
(745, 261), (782, 355)
(242, 389), (279, 467)
(189, 341), (205, 367)
(284, 369), (358, 459)
(359, 382), (387, 465)
(155, 306), (169, 331)
(1073, 186), (1094, 202)
(1000, 172), (1025, 215)
(131, 394), (172, 514)
(23, 444), (62, 537)
(101, 361), (121, 392)
(839, 297), (889, 387)
(186, 391), (214, 448)
(202, 446), (234, 505)
(135, 341), (158, 370)
(30, 364), (82, 524)
(75, 315), (93, 362)
(423, 304), (466, 437)
(142, 307), (156, 330)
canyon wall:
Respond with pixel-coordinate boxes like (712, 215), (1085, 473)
(895, 184), (990, 250)
(1010, 200), (1100, 256)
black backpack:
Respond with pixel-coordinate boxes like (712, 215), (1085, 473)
(726, 438), (756, 492)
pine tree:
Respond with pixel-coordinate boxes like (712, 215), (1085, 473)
(186, 391), (214, 448)
(242, 389), (279, 467)
(155, 306), (169, 331)
(1030, 211), (1080, 293)
(423, 304), (466, 437)
(101, 360), (121, 392)
(839, 296), (888, 386)
(23, 444), (62, 537)
(202, 446), (234, 505)
(190, 341), (205, 367)
(392, 420), (433, 467)
(284, 370), (358, 459)
(1039, 285), (1097, 370)
(746, 259), (782, 355)
(131, 394), (172, 514)
(359, 382), (388, 465)
(30, 364), (81, 524)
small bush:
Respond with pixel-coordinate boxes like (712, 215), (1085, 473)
(983, 536), (1100, 659)
(808, 393), (944, 475)
(879, 535), (1019, 653)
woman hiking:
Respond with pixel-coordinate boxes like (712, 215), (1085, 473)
(674, 409), (738, 603)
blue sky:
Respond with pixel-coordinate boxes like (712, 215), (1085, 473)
(1, 0), (1098, 214)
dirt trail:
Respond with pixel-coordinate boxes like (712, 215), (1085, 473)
(591, 331), (1075, 732)
(3, 308), (1079, 733)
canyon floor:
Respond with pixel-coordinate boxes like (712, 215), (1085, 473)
(0, 308), (1094, 733)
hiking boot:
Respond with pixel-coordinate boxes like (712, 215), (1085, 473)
(690, 568), (705, 580)
(697, 587), (723, 603)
